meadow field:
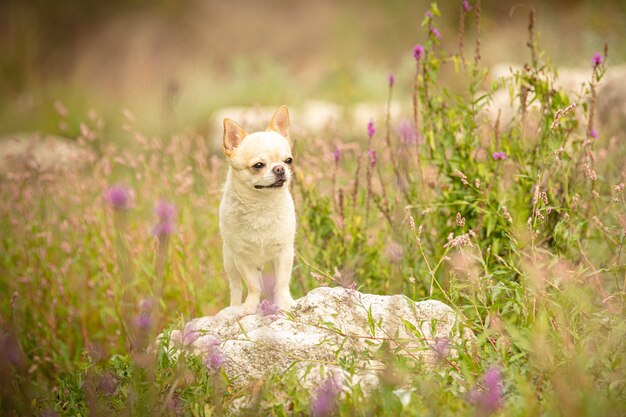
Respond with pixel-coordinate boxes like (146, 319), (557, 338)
(1, 1), (625, 416)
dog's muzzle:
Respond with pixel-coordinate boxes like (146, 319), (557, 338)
(254, 165), (287, 189)
(254, 178), (286, 189)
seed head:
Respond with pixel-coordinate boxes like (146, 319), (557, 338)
(456, 212), (466, 227)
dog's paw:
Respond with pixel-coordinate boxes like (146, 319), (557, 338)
(273, 295), (296, 311)
(239, 300), (260, 317)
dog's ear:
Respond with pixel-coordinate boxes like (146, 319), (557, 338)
(268, 105), (290, 138)
(223, 118), (248, 157)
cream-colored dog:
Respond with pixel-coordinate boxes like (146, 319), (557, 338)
(219, 105), (296, 315)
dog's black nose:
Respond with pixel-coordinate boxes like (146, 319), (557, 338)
(272, 165), (285, 176)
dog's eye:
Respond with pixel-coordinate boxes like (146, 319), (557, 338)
(284, 157), (293, 165)
(252, 162), (265, 170)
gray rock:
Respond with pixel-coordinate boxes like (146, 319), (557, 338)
(167, 286), (473, 390)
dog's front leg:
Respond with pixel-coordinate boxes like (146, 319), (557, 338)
(272, 247), (295, 310)
(223, 247), (243, 306)
(234, 260), (262, 315)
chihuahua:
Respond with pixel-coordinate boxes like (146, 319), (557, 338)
(219, 105), (296, 315)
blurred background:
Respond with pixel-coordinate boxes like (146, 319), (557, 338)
(0, 0), (624, 138)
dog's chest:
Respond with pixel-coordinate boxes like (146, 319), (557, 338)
(220, 195), (295, 259)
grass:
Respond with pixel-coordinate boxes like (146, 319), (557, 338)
(1, 2), (625, 416)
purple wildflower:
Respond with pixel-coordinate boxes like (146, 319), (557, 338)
(258, 299), (282, 317)
(155, 200), (176, 223)
(463, 0), (473, 12)
(367, 121), (376, 139)
(413, 44), (424, 61)
(98, 371), (118, 395)
(204, 335), (222, 349)
(332, 148), (342, 163)
(135, 313), (152, 332)
(311, 376), (341, 417)
(592, 52), (603, 69)
(426, 10), (433, 18)
(368, 149), (377, 167)
(152, 200), (176, 239)
(468, 367), (504, 416)
(431, 28), (441, 39)
(104, 184), (133, 210)
(182, 324), (200, 346)
(0, 332), (24, 366)
(397, 120), (420, 145)
(588, 128), (598, 139)
(388, 73), (396, 87)
(152, 221), (175, 238)
(205, 348), (225, 370)
(433, 337), (450, 361)
(167, 392), (183, 414)
(492, 151), (507, 161)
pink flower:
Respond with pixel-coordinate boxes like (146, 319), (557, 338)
(205, 348), (225, 370)
(98, 371), (118, 395)
(104, 184), (133, 210)
(492, 151), (507, 161)
(426, 10), (433, 18)
(153, 221), (176, 237)
(367, 121), (376, 139)
(258, 299), (282, 317)
(182, 324), (200, 345)
(397, 120), (420, 145)
(388, 73), (396, 87)
(311, 376), (341, 417)
(431, 28), (441, 39)
(413, 44), (425, 61)
(152, 200), (176, 239)
(155, 200), (176, 223)
(462, 0), (473, 12)
(433, 337), (450, 360)
(468, 367), (504, 415)
(332, 148), (342, 163)
(368, 149), (377, 167)
(588, 128), (598, 139)
(0, 332), (24, 366)
(135, 313), (152, 332)
(592, 52), (603, 69)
